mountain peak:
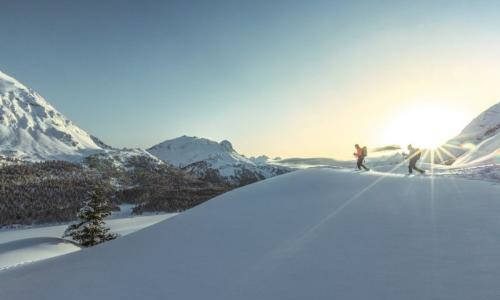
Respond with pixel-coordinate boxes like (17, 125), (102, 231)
(0, 70), (105, 161)
(147, 135), (246, 167)
(219, 140), (233, 152)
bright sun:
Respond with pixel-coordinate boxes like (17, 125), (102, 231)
(382, 104), (469, 149)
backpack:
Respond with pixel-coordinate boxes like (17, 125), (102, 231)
(362, 146), (368, 157)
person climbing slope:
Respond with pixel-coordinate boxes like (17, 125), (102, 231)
(353, 144), (369, 171)
(405, 144), (425, 174)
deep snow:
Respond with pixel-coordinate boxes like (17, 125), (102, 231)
(1, 168), (499, 300)
(0, 213), (176, 271)
(0, 238), (80, 271)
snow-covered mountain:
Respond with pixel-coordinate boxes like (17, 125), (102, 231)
(147, 136), (291, 185)
(147, 135), (251, 167)
(443, 102), (499, 166)
(0, 70), (105, 161)
(2, 168), (500, 300)
(0, 71), (162, 166)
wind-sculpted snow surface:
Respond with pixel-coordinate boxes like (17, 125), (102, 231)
(1, 168), (500, 300)
(0, 71), (104, 161)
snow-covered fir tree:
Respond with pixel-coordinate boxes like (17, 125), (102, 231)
(63, 184), (118, 247)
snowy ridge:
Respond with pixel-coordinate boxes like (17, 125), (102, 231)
(458, 102), (500, 139)
(444, 102), (500, 166)
(0, 70), (103, 161)
(84, 147), (164, 170)
(147, 136), (291, 184)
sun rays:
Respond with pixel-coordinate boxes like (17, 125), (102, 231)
(381, 103), (470, 151)
(276, 140), (479, 256)
(418, 143), (463, 166)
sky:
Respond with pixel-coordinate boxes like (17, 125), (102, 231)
(1, 0), (499, 159)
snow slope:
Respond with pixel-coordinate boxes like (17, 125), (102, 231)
(147, 135), (290, 184)
(0, 238), (80, 271)
(0, 71), (106, 161)
(455, 102), (500, 140)
(452, 134), (500, 166)
(444, 102), (500, 166)
(0, 213), (176, 270)
(1, 168), (499, 300)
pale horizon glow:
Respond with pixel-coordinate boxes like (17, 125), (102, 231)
(381, 103), (470, 149)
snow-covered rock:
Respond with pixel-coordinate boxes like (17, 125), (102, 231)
(0, 70), (106, 161)
(249, 155), (269, 165)
(147, 136), (291, 185)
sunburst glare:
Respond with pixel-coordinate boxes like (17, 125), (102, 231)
(382, 104), (469, 149)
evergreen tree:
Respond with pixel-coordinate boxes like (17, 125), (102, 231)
(63, 184), (118, 247)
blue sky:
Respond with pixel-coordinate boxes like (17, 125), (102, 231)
(1, 1), (499, 158)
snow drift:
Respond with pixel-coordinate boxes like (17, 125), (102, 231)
(0, 238), (80, 271)
(1, 168), (499, 300)
(0, 213), (176, 270)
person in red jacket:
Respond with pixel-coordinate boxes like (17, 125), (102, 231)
(353, 144), (369, 171)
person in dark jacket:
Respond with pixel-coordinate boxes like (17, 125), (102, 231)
(353, 144), (369, 171)
(406, 144), (425, 174)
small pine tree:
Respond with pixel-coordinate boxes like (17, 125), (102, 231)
(63, 184), (118, 247)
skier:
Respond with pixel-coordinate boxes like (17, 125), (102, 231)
(353, 144), (369, 171)
(405, 144), (425, 174)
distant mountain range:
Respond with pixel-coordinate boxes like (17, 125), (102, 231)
(0, 70), (497, 177)
(0, 70), (498, 226)
(147, 136), (291, 185)
(0, 70), (290, 186)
